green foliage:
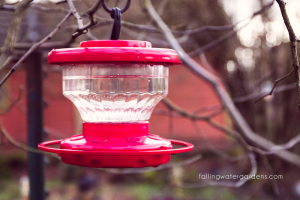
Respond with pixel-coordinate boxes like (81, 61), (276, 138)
(127, 183), (161, 200)
(46, 179), (64, 190)
(0, 180), (20, 200)
(0, 153), (26, 180)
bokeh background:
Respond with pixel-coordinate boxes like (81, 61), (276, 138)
(1, 0), (300, 199)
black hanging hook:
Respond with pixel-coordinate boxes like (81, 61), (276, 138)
(102, 0), (131, 40)
(102, 0), (131, 14)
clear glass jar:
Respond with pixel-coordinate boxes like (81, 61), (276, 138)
(63, 64), (168, 122)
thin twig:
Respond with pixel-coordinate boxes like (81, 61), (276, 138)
(233, 83), (295, 103)
(260, 155), (281, 199)
(0, 86), (23, 116)
(94, 16), (235, 36)
(13, 40), (73, 50)
(191, 120), (247, 162)
(86, 31), (99, 40)
(0, 10), (73, 88)
(0, 4), (15, 11)
(0, 88), (26, 113)
(0, 87), (59, 159)
(188, 0), (274, 57)
(276, 0), (300, 109)
(255, 69), (294, 103)
(88, 0), (273, 38)
(193, 105), (223, 114)
(0, 119), (59, 160)
(71, 0), (103, 38)
(193, 82), (295, 107)
(29, 3), (69, 13)
(0, 88), (68, 139)
(162, 98), (221, 121)
(121, 26), (169, 47)
(25, 0), (272, 39)
(188, 30), (238, 57)
(162, 98), (252, 151)
(25, 3), (237, 36)
(252, 134), (300, 155)
(137, 0), (169, 40)
(0, 0), (33, 69)
(164, 97), (300, 156)
(56, 0), (67, 4)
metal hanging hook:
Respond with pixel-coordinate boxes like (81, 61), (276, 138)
(102, 0), (131, 40)
(102, 0), (131, 14)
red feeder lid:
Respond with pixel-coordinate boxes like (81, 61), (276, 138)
(48, 40), (182, 65)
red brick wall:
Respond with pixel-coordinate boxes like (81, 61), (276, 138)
(150, 64), (226, 140)
(0, 63), (226, 148)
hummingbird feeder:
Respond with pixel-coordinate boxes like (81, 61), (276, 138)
(38, 0), (193, 168)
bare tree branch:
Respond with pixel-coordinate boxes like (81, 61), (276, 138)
(143, 0), (300, 167)
(81, 15), (235, 36)
(29, 3), (69, 13)
(253, 134), (300, 155)
(260, 155), (281, 198)
(0, 119), (59, 160)
(162, 98), (222, 121)
(233, 83), (295, 103)
(71, 0), (103, 38)
(121, 26), (169, 47)
(67, 0), (84, 28)
(255, 69), (294, 103)
(276, 0), (300, 109)
(86, 31), (99, 40)
(0, 4), (15, 11)
(0, 88), (69, 139)
(13, 40), (73, 50)
(0, 0), (33, 69)
(0, 10), (73, 88)
(188, 0), (274, 57)
(25, 0), (273, 40)
(191, 120), (247, 162)
(0, 86), (61, 159)
(188, 30), (238, 57)
(193, 105), (223, 114)
(0, 86), (23, 116)
(164, 97), (300, 156)
(162, 98), (253, 151)
(56, 0), (67, 4)
(27, 2), (237, 37)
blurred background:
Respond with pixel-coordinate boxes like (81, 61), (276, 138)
(1, 0), (300, 199)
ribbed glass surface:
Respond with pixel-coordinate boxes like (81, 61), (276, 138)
(63, 64), (168, 122)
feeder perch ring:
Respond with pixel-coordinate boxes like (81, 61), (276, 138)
(38, 139), (193, 156)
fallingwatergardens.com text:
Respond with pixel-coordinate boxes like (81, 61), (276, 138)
(199, 173), (283, 181)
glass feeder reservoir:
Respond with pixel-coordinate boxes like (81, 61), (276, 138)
(39, 40), (193, 168)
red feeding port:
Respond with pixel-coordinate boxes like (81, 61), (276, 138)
(38, 40), (194, 168)
(39, 123), (193, 168)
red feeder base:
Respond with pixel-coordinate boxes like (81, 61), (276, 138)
(38, 123), (193, 168)
(60, 154), (170, 168)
